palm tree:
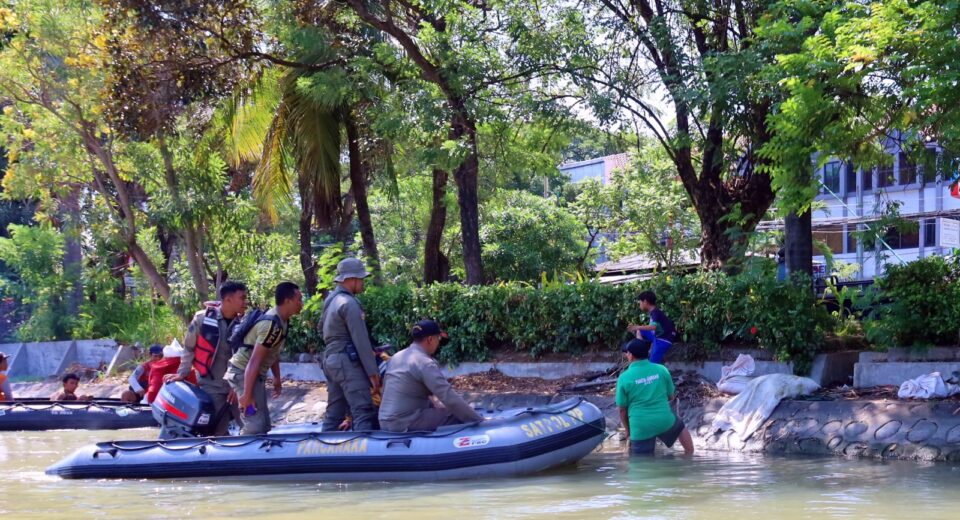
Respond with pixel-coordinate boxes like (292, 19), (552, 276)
(223, 61), (382, 294)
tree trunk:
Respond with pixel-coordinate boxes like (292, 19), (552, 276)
(785, 209), (813, 286)
(345, 111), (382, 283)
(298, 173), (319, 295)
(159, 140), (208, 301)
(696, 201), (735, 270)
(450, 110), (485, 284)
(84, 132), (172, 308)
(424, 168), (450, 284)
(59, 184), (83, 317)
(128, 241), (171, 302)
(314, 179), (345, 242)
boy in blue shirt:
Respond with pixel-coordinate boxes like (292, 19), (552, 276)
(627, 290), (676, 364)
(616, 339), (693, 455)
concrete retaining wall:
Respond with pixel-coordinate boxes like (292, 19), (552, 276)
(854, 349), (960, 388)
(679, 398), (960, 462)
(0, 339), (129, 379)
(281, 352), (860, 386)
(670, 360), (793, 383)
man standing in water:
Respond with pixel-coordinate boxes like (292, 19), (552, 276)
(166, 281), (248, 436)
(320, 258), (380, 432)
(617, 338), (693, 456)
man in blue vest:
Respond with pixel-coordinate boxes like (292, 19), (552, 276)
(167, 281), (248, 436)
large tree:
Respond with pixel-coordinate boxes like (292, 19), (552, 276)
(0, 0), (173, 301)
(571, 0), (781, 268)
(338, 0), (574, 284)
(761, 0), (960, 208)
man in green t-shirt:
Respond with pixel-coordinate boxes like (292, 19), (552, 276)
(225, 281), (303, 434)
(616, 339), (693, 455)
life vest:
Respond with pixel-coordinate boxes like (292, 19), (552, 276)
(0, 373), (7, 401)
(193, 308), (222, 378)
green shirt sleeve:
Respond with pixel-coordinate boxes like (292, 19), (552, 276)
(662, 366), (675, 396)
(615, 374), (627, 407)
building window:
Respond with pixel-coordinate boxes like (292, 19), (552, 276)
(863, 167), (873, 191)
(920, 148), (939, 183)
(924, 218), (937, 247)
(847, 226), (858, 253)
(822, 162), (841, 194)
(845, 163), (858, 194)
(813, 225), (844, 254)
(884, 224), (920, 250)
(898, 153), (916, 185)
(878, 162), (896, 187)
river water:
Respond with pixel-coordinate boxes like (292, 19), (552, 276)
(2, 429), (960, 519)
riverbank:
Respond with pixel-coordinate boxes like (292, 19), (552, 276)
(12, 370), (960, 463)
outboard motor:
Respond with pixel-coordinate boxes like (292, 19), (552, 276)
(152, 381), (216, 439)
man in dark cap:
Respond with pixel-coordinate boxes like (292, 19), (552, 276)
(378, 320), (484, 432)
(320, 258), (380, 431)
(616, 338), (693, 456)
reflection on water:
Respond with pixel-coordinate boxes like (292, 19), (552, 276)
(2, 429), (960, 519)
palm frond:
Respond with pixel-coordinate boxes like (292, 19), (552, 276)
(252, 101), (293, 224)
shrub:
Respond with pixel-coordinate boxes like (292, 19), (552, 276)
(285, 271), (828, 371)
(865, 255), (960, 348)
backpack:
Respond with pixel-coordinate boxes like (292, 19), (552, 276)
(227, 309), (283, 354)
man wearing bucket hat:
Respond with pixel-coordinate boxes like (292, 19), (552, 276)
(320, 257), (380, 431)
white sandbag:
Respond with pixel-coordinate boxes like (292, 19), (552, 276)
(897, 372), (960, 399)
(717, 354), (756, 395)
(717, 375), (753, 395)
(163, 339), (184, 358)
(712, 374), (820, 441)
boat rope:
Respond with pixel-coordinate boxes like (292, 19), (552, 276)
(512, 398), (611, 440)
(1, 401), (147, 412)
(101, 399), (604, 453)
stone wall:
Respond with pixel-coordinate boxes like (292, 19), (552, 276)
(679, 398), (960, 462)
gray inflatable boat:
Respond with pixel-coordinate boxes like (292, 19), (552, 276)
(0, 399), (157, 431)
(46, 397), (605, 481)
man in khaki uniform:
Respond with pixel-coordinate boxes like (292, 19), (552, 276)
(166, 281), (247, 436)
(379, 320), (484, 432)
(224, 281), (303, 435)
(320, 258), (380, 431)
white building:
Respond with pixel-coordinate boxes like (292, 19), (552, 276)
(806, 139), (960, 280)
(558, 153), (630, 185)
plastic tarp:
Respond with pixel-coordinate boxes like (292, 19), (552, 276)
(717, 354), (755, 395)
(897, 372), (960, 399)
(712, 374), (820, 441)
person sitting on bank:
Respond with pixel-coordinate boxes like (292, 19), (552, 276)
(121, 344), (163, 403)
(0, 352), (13, 401)
(225, 281), (303, 435)
(52, 373), (93, 401)
(617, 339), (693, 456)
(379, 320), (484, 432)
(627, 290), (677, 364)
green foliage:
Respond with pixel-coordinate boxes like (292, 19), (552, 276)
(478, 190), (585, 282)
(759, 0), (960, 211)
(864, 255), (960, 349)
(571, 148), (700, 270)
(285, 271), (828, 370)
(0, 223), (73, 340)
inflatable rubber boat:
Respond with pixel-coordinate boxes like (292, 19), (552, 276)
(0, 399), (157, 431)
(46, 397), (606, 481)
